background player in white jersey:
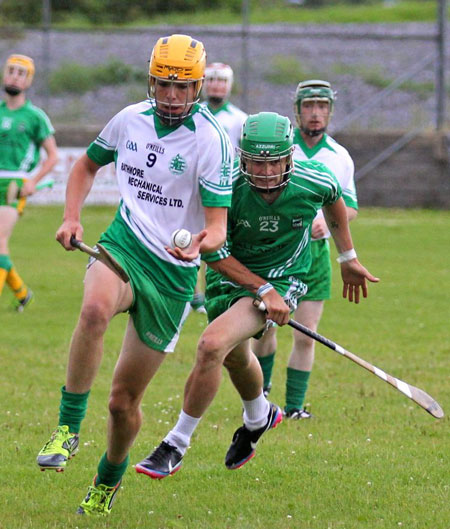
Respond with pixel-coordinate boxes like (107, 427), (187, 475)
(0, 54), (58, 311)
(135, 112), (377, 478)
(36, 34), (233, 516)
(203, 62), (247, 152)
(253, 80), (359, 419)
(190, 62), (248, 313)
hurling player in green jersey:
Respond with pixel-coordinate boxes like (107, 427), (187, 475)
(254, 80), (359, 419)
(0, 54), (58, 311)
(136, 112), (378, 478)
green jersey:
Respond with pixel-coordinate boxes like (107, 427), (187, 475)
(203, 159), (342, 282)
(0, 100), (54, 180)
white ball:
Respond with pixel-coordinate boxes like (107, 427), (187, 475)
(171, 228), (192, 249)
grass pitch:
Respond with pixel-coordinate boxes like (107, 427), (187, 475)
(1, 206), (449, 529)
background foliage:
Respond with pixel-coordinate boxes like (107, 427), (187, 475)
(0, 0), (439, 26)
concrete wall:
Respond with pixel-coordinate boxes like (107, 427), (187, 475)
(336, 131), (450, 209)
(55, 127), (450, 209)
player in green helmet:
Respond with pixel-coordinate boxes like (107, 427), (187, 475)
(253, 80), (359, 420)
(135, 112), (378, 477)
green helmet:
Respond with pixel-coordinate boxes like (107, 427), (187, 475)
(294, 80), (335, 136)
(239, 112), (294, 193)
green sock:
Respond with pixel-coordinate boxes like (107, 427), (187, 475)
(0, 254), (12, 271)
(96, 452), (129, 487)
(0, 254), (12, 296)
(258, 352), (276, 389)
(285, 368), (311, 412)
(58, 385), (90, 434)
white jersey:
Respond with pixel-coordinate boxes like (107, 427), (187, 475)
(87, 100), (233, 267)
(293, 130), (358, 240)
(202, 101), (247, 152)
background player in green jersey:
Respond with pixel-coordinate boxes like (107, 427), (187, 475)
(253, 80), (359, 419)
(136, 112), (378, 478)
(0, 54), (58, 311)
(36, 34), (233, 516)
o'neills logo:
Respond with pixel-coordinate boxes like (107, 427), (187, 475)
(292, 217), (303, 229)
(255, 143), (276, 149)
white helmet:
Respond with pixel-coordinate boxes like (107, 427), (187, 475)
(204, 63), (234, 102)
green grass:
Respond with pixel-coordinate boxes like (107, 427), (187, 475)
(1, 206), (449, 529)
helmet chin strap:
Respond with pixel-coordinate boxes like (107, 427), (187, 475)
(301, 125), (326, 137)
(155, 107), (189, 126)
(208, 96), (225, 106)
(4, 85), (22, 96)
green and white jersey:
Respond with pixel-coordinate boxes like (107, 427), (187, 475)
(293, 129), (358, 240)
(203, 158), (342, 281)
(0, 100), (54, 180)
(87, 100), (233, 269)
(202, 101), (247, 152)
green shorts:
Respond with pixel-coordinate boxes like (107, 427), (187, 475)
(302, 238), (331, 301)
(98, 216), (192, 353)
(205, 267), (307, 337)
(0, 178), (26, 213)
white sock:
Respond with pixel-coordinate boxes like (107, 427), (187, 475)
(164, 410), (201, 455)
(242, 392), (270, 431)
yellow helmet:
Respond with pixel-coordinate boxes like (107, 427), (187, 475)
(148, 34), (206, 125)
(5, 54), (35, 84)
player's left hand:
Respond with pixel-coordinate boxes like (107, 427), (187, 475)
(311, 217), (328, 239)
(20, 180), (36, 197)
(340, 259), (379, 303)
(165, 230), (207, 262)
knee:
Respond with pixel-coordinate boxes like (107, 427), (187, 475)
(293, 330), (315, 351)
(78, 301), (111, 335)
(196, 332), (226, 370)
(108, 387), (139, 419)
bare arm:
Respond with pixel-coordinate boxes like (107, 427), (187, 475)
(21, 136), (59, 196)
(311, 205), (357, 239)
(55, 153), (101, 250)
(323, 198), (379, 303)
(208, 256), (290, 325)
(166, 206), (228, 261)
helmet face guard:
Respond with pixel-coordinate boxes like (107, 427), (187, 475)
(148, 75), (202, 126)
(204, 63), (233, 104)
(239, 112), (294, 194)
(294, 80), (335, 137)
(149, 34), (206, 126)
(239, 148), (294, 193)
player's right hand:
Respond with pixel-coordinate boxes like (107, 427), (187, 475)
(56, 220), (83, 251)
(260, 288), (290, 326)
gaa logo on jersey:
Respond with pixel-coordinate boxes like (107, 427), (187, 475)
(169, 154), (187, 175)
(292, 217), (303, 229)
(219, 161), (231, 186)
(126, 140), (138, 151)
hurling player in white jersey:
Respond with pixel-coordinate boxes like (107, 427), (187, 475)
(253, 80), (359, 420)
(203, 63), (247, 152)
(36, 34), (233, 516)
